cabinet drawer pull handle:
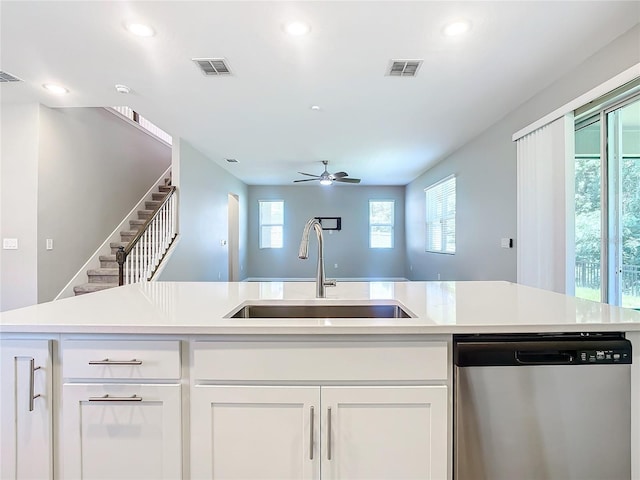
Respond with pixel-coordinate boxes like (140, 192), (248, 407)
(88, 359), (143, 365)
(88, 394), (143, 402)
(327, 407), (332, 460)
(309, 406), (315, 460)
(29, 358), (42, 412)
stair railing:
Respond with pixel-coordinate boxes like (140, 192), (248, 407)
(116, 186), (178, 285)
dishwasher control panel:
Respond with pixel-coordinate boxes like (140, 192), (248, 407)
(454, 333), (632, 367)
(578, 349), (631, 364)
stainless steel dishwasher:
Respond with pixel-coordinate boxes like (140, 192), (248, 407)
(453, 332), (632, 480)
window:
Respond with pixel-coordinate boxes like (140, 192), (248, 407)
(425, 175), (456, 253)
(369, 200), (394, 248)
(259, 200), (284, 248)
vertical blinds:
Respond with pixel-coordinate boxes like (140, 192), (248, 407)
(516, 115), (573, 293)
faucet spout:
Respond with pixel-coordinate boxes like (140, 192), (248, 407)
(298, 218), (336, 298)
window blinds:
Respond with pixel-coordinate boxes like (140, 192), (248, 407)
(425, 176), (456, 253)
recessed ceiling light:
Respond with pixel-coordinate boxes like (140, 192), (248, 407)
(115, 84), (131, 94)
(443, 20), (471, 37)
(42, 83), (69, 95)
(284, 21), (310, 36)
(310, 105), (320, 111)
(126, 23), (155, 37)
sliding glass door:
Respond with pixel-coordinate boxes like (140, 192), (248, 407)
(607, 99), (640, 308)
(575, 96), (640, 309)
(575, 119), (602, 302)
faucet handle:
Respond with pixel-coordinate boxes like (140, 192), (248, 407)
(324, 279), (337, 287)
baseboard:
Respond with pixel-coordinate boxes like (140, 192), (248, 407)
(244, 277), (409, 282)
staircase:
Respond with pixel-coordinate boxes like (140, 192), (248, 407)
(73, 178), (173, 296)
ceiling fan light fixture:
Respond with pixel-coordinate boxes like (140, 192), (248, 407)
(294, 160), (360, 185)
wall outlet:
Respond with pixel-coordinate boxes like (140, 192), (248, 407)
(437, 273), (441, 280)
(2, 238), (18, 250)
(220, 239), (227, 246)
(46, 239), (54, 250)
(410, 265), (413, 271)
(218, 272), (221, 280)
(334, 263), (338, 269)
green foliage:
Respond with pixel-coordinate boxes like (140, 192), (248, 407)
(575, 156), (640, 268)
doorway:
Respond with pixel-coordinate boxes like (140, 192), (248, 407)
(228, 193), (240, 281)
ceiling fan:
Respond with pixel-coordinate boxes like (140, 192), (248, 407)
(293, 161), (361, 185)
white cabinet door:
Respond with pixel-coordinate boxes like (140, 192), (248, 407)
(0, 339), (52, 480)
(61, 383), (181, 480)
(191, 385), (320, 480)
(321, 386), (448, 480)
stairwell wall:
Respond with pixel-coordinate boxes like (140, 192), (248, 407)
(37, 106), (171, 303)
(0, 103), (40, 311)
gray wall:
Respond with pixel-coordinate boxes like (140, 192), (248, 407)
(247, 185), (406, 279)
(405, 24), (640, 282)
(158, 140), (248, 282)
(0, 103), (40, 311)
(37, 107), (171, 302)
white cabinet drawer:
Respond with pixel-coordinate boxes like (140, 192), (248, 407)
(62, 340), (180, 380)
(193, 340), (448, 382)
(61, 383), (182, 480)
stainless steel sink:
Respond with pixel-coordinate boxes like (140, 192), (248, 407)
(228, 303), (412, 319)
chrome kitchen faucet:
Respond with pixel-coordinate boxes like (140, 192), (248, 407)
(298, 217), (336, 298)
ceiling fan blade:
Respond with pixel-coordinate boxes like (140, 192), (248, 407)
(293, 178), (320, 183)
(332, 171), (348, 178)
(297, 172), (320, 178)
(334, 177), (361, 184)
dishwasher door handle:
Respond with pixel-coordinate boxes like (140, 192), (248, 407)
(515, 351), (574, 364)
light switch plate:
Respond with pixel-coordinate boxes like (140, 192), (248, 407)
(501, 238), (513, 248)
(3, 238), (18, 250)
(46, 239), (54, 250)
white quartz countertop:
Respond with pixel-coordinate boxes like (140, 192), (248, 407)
(1, 281), (640, 335)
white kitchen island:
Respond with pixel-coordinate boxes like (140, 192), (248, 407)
(1, 280), (639, 479)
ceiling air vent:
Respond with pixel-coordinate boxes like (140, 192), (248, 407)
(192, 58), (232, 76)
(226, 158), (238, 163)
(0, 71), (22, 83)
(387, 60), (423, 77)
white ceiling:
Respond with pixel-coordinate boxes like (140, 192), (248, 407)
(1, 1), (638, 185)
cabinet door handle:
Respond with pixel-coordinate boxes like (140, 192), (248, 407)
(309, 406), (315, 460)
(28, 358), (42, 412)
(88, 359), (143, 365)
(88, 394), (143, 402)
(327, 407), (332, 460)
